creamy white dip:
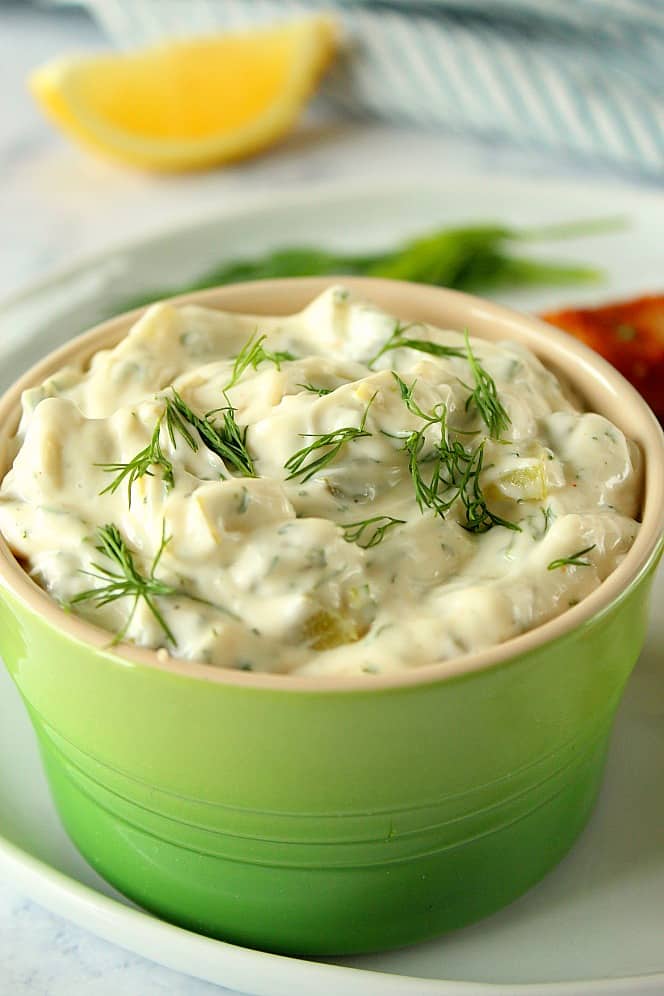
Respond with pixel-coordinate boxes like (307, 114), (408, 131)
(0, 288), (641, 675)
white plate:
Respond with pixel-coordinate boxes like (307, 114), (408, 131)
(0, 177), (663, 996)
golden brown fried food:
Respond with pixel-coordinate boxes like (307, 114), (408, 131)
(542, 294), (664, 419)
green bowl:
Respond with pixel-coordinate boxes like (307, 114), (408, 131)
(0, 278), (662, 956)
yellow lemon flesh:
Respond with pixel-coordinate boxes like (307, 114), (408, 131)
(29, 18), (337, 171)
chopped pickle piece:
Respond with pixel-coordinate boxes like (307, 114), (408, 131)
(490, 462), (548, 502)
(301, 609), (368, 650)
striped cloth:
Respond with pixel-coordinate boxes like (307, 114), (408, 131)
(78, 0), (664, 174)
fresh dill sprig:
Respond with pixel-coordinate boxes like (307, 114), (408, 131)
(70, 523), (178, 645)
(395, 373), (469, 515)
(284, 394), (376, 483)
(404, 428), (440, 513)
(458, 443), (520, 533)
(225, 331), (297, 390)
(372, 324), (510, 442)
(97, 386), (258, 503)
(392, 372), (427, 419)
(164, 390), (256, 478)
(547, 544), (596, 571)
(297, 382), (333, 396)
(341, 515), (405, 549)
(394, 375), (518, 533)
(463, 331), (511, 440)
(97, 418), (173, 507)
(163, 392), (198, 451)
(368, 320), (466, 369)
(207, 402), (257, 478)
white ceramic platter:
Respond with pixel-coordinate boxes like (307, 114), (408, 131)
(0, 177), (662, 995)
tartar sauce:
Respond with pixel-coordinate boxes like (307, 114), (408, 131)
(0, 288), (641, 675)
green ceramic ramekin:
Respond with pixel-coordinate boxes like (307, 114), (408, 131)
(0, 278), (662, 956)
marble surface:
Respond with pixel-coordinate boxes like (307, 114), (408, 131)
(0, 4), (661, 995)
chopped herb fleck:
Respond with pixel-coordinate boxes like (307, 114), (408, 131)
(541, 506), (555, 536)
(236, 486), (250, 514)
(306, 547), (328, 568)
(616, 324), (636, 342)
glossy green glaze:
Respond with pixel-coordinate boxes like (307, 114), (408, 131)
(0, 555), (658, 955)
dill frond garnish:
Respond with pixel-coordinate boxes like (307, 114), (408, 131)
(70, 523), (178, 645)
(206, 403), (257, 478)
(463, 331), (511, 439)
(97, 418), (173, 507)
(394, 374), (519, 533)
(284, 394), (376, 483)
(368, 320), (466, 369)
(458, 443), (519, 533)
(225, 331), (297, 390)
(341, 515), (405, 549)
(370, 323), (510, 442)
(163, 391), (198, 451)
(392, 373), (434, 421)
(164, 389), (256, 478)
(297, 383), (333, 396)
(404, 428), (440, 513)
(547, 545), (596, 571)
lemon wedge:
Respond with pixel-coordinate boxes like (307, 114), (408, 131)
(29, 18), (337, 171)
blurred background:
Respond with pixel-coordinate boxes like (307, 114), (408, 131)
(1, 2), (663, 995)
(3, 0), (662, 298)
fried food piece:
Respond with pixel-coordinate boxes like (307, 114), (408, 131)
(542, 295), (664, 419)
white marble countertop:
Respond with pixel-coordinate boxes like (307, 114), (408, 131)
(0, 4), (661, 995)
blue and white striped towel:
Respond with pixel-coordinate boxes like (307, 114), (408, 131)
(74, 0), (664, 175)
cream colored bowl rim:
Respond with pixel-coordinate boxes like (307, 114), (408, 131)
(0, 277), (662, 692)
